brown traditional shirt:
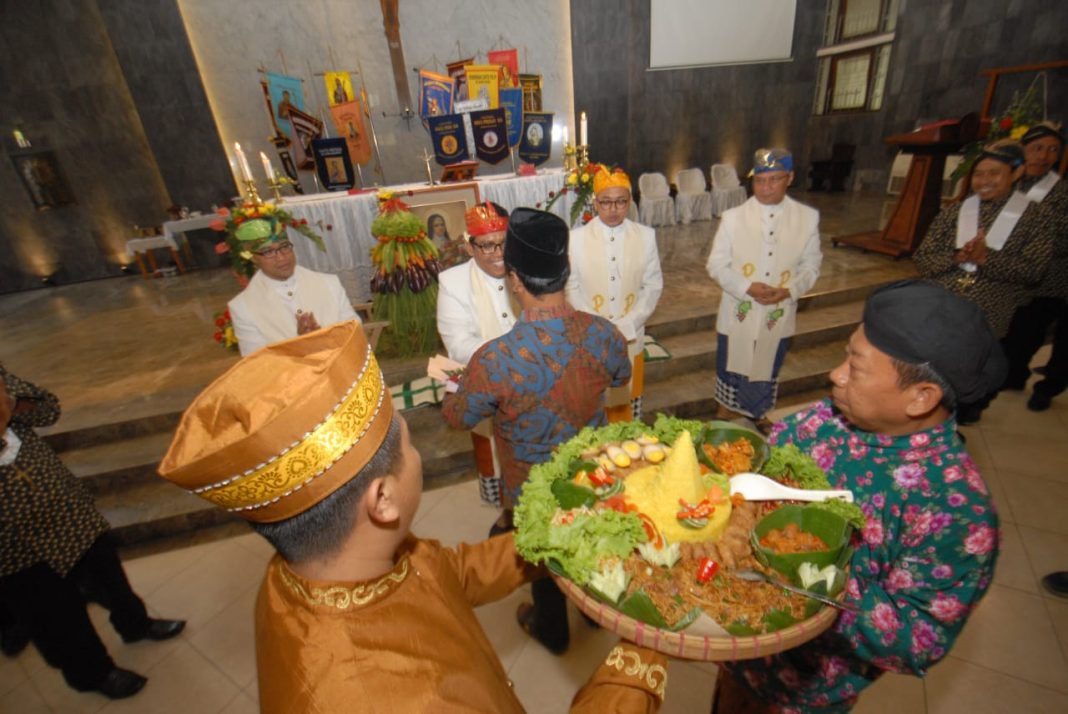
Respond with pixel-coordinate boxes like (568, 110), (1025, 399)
(255, 534), (667, 712)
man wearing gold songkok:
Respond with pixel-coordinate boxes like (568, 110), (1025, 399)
(436, 203), (517, 526)
(158, 321), (667, 712)
(567, 166), (663, 422)
(226, 210), (359, 356)
(706, 148), (822, 432)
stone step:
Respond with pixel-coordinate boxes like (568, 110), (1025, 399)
(95, 334), (849, 549)
(69, 298), (864, 496)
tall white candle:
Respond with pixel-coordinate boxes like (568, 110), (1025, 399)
(234, 142), (252, 181)
(260, 151), (275, 180)
(580, 112), (588, 146)
(562, 125), (569, 145)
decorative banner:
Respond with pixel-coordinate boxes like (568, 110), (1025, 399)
(519, 74), (543, 112)
(266, 72), (305, 137)
(312, 137), (355, 190)
(465, 65), (501, 108)
(277, 150), (304, 193)
(487, 48), (519, 88)
(447, 57), (474, 104)
(470, 108), (508, 165)
(519, 112), (553, 166)
(324, 71), (355, 107)
(455, 97), (488, 165)
(287, 105), (324, 170)
(330, 99), (372, 165)
(427, 114), (469, 166)
(499, 87), (524, 148)
(418, 70), (454, 129)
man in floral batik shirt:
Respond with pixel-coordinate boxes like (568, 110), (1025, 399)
(716, 280), (1005, 713)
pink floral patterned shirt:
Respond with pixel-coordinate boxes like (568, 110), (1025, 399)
(725, 399), (1000, 713)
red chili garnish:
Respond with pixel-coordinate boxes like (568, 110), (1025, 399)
(695, 557), (719, 584)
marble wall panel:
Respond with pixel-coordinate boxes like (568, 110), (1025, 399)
(570, 0), (1068, 194)
(0, 0), (173, 293)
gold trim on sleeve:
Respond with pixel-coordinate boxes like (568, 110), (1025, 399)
(604, 645), (668, 699)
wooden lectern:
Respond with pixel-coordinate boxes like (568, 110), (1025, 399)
(832, 115), (977, 257)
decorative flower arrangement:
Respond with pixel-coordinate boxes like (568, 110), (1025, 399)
(209, 203), (330, 280)
(543, 161), (603, 227)
(212, 309), (239, 351)
(369, 192), (441, 357)
(951, 77), (1044, 182)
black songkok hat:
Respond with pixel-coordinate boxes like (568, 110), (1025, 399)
(1020, 120), (1065, 146)
(862, 280), (1007, 403)
(504, 208), (569, 280)
(978, 139), (1025, 168)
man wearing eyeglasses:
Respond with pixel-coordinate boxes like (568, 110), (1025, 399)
(436, 203), (518, 527)
(706, 148), (822, 432)
(228, 217), (359, 357)
(567, 166), (663, 422)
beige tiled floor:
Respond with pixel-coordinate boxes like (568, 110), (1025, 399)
(3, 366), (1068, 713)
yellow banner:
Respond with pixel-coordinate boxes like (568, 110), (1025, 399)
(324, 71), (356, 107)
(465, 65), (502, 108)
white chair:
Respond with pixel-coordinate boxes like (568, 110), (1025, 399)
(637, 173), (675, 227)
(711, 163), (748, 217)
(674, 168), (713, 224)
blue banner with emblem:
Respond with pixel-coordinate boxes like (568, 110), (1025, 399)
(470, 108), (509, 165)
(427, 113), (469, 165)
(418, 70), (454, 130)
(518, 112), (553, 166)
(499, 87), (523, 148)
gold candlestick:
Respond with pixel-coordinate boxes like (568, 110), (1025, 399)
(577, 144), (590, 169)
(564, 143), (578, 172)
(266, 174), (285, 202)
(242, 178), (264, 205)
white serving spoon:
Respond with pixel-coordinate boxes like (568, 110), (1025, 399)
(728, 472), (854, 503)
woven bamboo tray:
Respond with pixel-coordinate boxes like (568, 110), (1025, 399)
(553, 573), (840, 662)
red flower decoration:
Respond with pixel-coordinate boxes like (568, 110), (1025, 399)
(214, 242), (230, 254)
(326, 224), (333, 230)
(215, 317), (226, 327)
(582, 211), (593, 223)
(300, 218), (308, 225)
(213, 331), (223, 341)
(216, 207), (231, 217)
(999, 117), (1014, 131)
(209, 218), (226, 232)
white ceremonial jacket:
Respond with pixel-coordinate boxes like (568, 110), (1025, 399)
(706, 195), (822, 379)
(436, 260), (517, 365)
(567, 217), (663, 357)
(228, 265), (359, 356)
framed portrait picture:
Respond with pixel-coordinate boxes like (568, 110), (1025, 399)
(400, 182), (482, 258)
(11, 149), (75, 211)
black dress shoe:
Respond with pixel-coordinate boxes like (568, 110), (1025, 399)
(0, 623), (30, 657)
(1028, 392), (1053, 412)
(96, 667), (147, 699)
(123, 618), (186, 643)
(1041, 571), (1068, 597)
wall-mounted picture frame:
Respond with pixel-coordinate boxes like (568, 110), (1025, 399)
(10, 149), (75, 211)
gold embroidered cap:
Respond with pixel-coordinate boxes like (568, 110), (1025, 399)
(158, 321), (393, 523)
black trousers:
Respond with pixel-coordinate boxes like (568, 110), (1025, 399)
(530, 576), (569, 650)
(0, 533), (149, 691)
(1003, 296), (1068, 395)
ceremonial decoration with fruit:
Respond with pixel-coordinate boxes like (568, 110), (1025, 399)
(369, 192), (441, 357)
(514, 415), (864, 660)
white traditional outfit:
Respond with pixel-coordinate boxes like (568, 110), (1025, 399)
(229, 265), (359, 356)
(568, 204), (662, 422)
(707, 193), (821, 418)
(437, 258), (517, 506)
